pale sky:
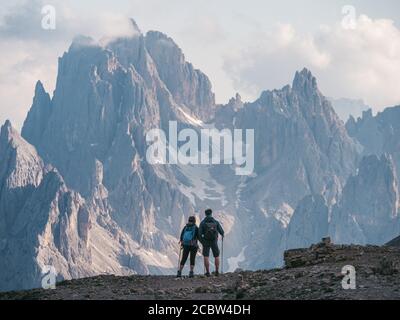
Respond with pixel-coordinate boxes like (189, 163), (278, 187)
(1, 0), (400, 129)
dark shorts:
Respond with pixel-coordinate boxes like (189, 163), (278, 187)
(202, 241), (220, 258)
(181, 245), (198, 266)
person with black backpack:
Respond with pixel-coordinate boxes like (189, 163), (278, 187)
(177, 216), (199, 278)
(198, 209), (225, 277)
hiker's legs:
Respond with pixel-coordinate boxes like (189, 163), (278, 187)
(180, 246), (190, 271)
(202, 245), (211, 273)
(215, 257), (220, 273)
(204, 257), (210, 273)
(189, 247), (197, 272)
(211, 241), (220, 273)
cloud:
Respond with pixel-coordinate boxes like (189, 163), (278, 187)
(223, 15), (400, 111)
(178, 15), (227, 45)
(0, 0), (45, 40)
(0, 0), (136, 130)
(1, 1), (400, 130)
(0, 0), (136, 41)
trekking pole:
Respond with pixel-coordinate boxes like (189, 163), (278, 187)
(177, 244), (182, 271)
(202, 243), (206, 275)
(221, 236), (224, 274)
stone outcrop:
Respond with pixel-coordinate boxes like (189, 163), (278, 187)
(285, 237), (339, 268)
(386, 235), (400, 247)
(284, 237), (400, 275)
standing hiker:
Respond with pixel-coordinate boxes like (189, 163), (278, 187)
(199, 209), (225, 277)
(177, 216), (199, 278)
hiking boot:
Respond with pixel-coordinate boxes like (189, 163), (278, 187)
(176, 270), (182, 278)
(213, 271), (219, 277)
(189, 271), (194, 278)
(205, 272), (211, 277)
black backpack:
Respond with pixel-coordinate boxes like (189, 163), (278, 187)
(203, 221), (218, 241)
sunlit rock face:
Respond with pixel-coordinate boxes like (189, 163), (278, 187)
(0, 121), (92, 291)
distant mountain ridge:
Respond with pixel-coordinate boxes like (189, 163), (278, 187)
(329, 97), (369, 122)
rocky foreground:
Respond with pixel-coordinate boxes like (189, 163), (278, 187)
(1, 239), (399, 300)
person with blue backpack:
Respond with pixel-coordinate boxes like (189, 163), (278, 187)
(199, 209), (225, 277)
(177, 216), (199, 278)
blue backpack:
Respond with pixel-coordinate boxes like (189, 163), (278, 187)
(182, 225), (196, 246)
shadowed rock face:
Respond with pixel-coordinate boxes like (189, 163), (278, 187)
(346, 106), (400, 185)
(21, 81), (52, 149)
(330, 154), (400, 245)
(286, 195), (329, 250)
(287, 154), (400, 250)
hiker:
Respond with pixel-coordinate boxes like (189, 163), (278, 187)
(199, 209), (225, 276)
(177, 216), (199, 278)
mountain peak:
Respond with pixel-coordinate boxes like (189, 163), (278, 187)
(2, 119), (12, 130)
(144, 30), (216, 120)
(145, 31), (180, 54)
(295, 67), (314, 79)
(34, 80), (45, 95)
(0, 119), (14, 142)
(292, 68), (318, 93)
(33, 80), (50, 101)
(130, 18), (141, 34)
(21, 79), (52, 148)
(0, 119), (44, 190)
(1, 119), (38, 154)
(70, 35), (97, 51)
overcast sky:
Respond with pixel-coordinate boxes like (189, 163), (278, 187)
(1, 0), (400, 129)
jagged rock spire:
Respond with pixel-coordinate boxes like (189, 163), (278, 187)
(21, 80), (52, 149)
(292, 68), (318, 95)
(130, 18), (141, 34)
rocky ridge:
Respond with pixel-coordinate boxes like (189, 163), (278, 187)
(1, 238), (399, 300)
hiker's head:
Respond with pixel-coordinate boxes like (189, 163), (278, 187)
(188, 216), (196, 224)
(205, 209), (212, 216)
